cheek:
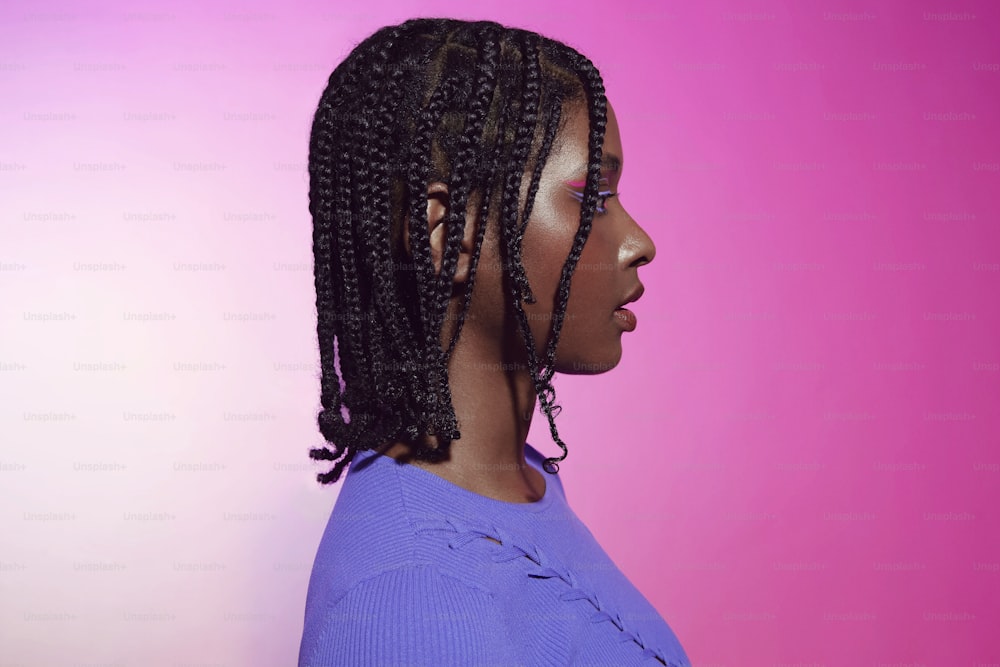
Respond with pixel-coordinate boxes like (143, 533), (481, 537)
(566, 265), (603, 323)
(521, 227), (576, 296)
(568, 228), (615, 307)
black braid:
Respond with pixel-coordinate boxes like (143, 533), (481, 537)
(444, 24), (502, 358)
(308, 18), (608, 483)
(535, 52), (608, 475)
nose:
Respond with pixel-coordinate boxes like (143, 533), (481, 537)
(621, 213), (656, 268)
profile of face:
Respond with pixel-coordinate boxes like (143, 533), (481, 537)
(465, 98), (656, 375)
(516, 98), (656, 374)
(416, 96), (656, 377)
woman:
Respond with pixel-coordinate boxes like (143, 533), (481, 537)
(299, 18), (692, 667)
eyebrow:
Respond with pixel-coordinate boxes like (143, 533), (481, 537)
(573, 152), (621, 176)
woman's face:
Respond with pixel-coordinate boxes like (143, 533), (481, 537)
(494, 96), (657, 374)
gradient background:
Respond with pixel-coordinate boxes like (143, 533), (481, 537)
(2, 0), (998, 665)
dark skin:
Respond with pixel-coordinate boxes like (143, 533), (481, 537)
(377, 98), (656, 504)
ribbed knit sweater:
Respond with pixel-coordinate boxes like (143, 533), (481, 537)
(298, 443), (692, 666)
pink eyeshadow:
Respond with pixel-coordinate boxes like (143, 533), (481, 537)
(564, 177), (609, 188)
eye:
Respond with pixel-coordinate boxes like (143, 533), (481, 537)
(565, 185), (620, 216)
(595, 190), (619, 215)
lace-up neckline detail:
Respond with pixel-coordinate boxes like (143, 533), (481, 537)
(414, 516), (681, 667)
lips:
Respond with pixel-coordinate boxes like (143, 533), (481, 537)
(613, 307), (637, 331)
(617, 283), (645, 310)
(614, 283), (643, 332)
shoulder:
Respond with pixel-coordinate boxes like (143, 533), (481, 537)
(299, 563), (522, 667)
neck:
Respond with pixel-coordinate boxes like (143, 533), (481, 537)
(376, 300), (547, 503)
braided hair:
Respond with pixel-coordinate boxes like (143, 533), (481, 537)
(308, 18), (608, 484)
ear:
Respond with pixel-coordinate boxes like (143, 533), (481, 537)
(402, 180), (477, 284)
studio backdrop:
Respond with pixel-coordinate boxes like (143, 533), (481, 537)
(1, 0), (997, 665)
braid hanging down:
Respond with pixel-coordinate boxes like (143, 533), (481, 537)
(307, 18), (608, 483)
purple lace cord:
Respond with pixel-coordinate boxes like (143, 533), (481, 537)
(414, 517), (680, 667)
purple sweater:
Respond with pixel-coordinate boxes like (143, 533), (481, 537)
(298, 443), (692, 666)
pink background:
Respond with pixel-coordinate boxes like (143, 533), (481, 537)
(2, 0), (998, 665)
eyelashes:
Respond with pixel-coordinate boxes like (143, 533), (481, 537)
(566, 187), (620, 215)
(596, 191), (619, 214)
